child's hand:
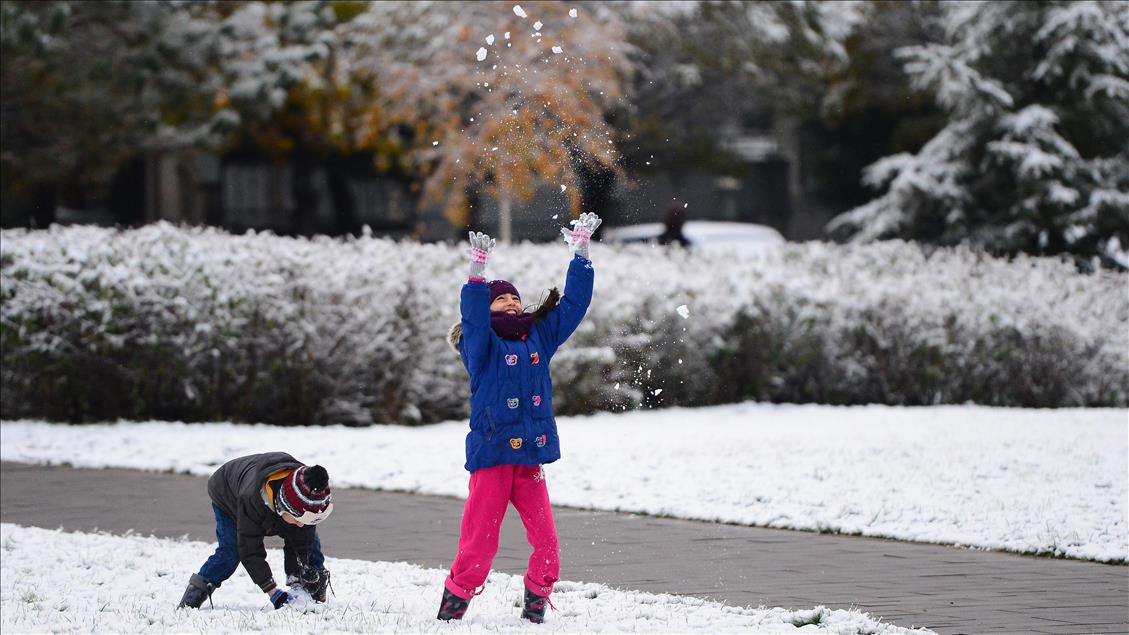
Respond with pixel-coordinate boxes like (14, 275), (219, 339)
(270, 588), (296, 609)
(467, 231), (496, 279)
(561, 212), (602, 260)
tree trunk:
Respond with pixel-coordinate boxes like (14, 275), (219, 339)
(290, 150), (316, 237)
(31, 186), (57, 229)
(499, 195), (512, 243)
(326, 154), (360, 236)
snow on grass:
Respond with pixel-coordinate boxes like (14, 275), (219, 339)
(2, 403), (1126, 563)
(0, 524), (926, 634)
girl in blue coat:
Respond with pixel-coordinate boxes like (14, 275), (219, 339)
(438, 212), (601, 623)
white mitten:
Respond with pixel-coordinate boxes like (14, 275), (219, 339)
(560, 212), (602, 260)
(467, 231), (496, 279)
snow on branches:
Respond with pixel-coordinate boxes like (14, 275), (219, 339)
(342, 2), (633, 226)
(2, 223), (1125, 425)
(827, 0), (1129, 269)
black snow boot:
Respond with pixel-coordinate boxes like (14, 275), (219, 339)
(177, 573), (215, 609)
(436, 587), (470, 620)
(298, 567), (331, 603)
(521, 588), (549, 624)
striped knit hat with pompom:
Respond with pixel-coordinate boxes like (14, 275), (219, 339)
(276, 465), (333, 525)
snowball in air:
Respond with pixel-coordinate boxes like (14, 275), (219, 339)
(486, 34), (495, 45)
(475, 47), (487, 62)
(552, 46), (563, 54)
(504, 31), (511, 39)
(676, 304), (690, 319)
(654, 389), (663, 396)
(513, 5), (527, 18)
(534, 21), (543, 31)
(569, 8), (578, 18)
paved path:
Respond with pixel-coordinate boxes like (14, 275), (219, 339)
(1, 462), (1125, 634)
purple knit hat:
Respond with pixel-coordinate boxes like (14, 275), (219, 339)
(488, 280), (521, 303)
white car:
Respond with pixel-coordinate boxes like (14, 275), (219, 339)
(601, 221), (785, 254)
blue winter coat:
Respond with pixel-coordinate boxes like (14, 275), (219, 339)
(456, 254), (594, 472)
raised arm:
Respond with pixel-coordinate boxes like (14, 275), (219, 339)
(460, 232), (497, 376)
(538, 213), (600, 353)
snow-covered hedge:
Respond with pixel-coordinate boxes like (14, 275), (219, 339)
(1, 223), (1125, 425)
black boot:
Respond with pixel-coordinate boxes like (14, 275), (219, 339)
(521, 588), (549, 624)
(298, 567), (331, 603)
(437, 587), (470, 620)
(177, 573), (215, 609)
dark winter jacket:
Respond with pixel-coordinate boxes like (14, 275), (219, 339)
(207, 452), (317, 592)
(449, 254), (594, 472)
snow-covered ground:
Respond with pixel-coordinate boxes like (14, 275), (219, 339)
(0, 524), (926, 634)
(2, 403), (1126, 562)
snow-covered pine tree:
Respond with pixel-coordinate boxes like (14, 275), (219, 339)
(152, 2), (368, 149)
(827, 1), (1129, 269)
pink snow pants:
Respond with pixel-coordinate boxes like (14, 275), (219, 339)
(444, 464), (560, 600)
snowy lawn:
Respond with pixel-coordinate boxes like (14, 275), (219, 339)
(0, 524), (926, 634)
(2, 403), (1126, 563)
